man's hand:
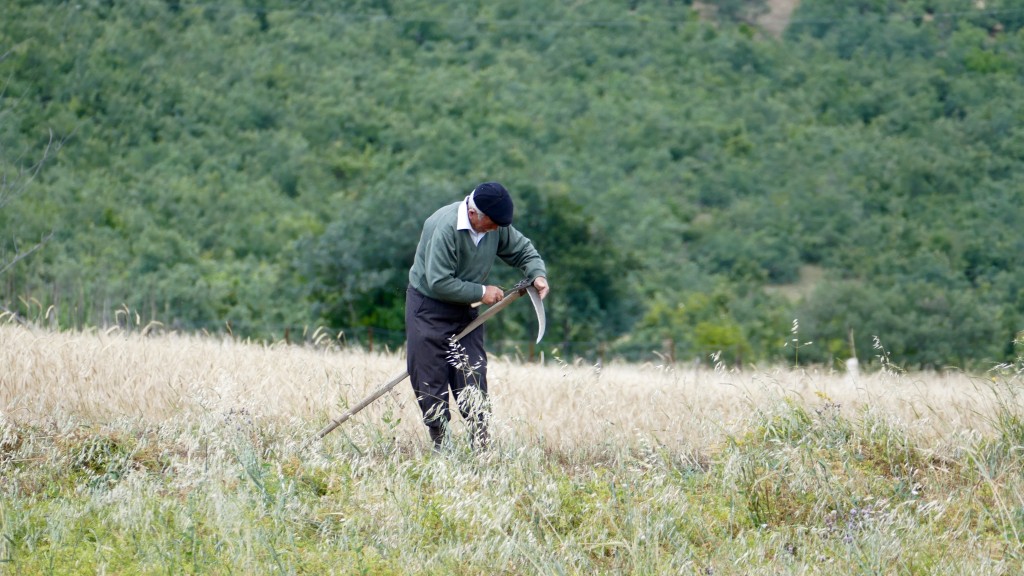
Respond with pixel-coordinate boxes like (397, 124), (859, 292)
(532, 276), (549, 299)
(481, 285), (504, 305)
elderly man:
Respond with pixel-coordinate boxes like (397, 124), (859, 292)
(406, 182), (549, 450)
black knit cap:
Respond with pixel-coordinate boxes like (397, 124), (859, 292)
(472, 182), (513, 226)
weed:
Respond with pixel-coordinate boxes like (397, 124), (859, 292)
(783, 319), (813, 367)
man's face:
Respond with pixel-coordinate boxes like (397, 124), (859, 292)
(469, 208), (500, 233)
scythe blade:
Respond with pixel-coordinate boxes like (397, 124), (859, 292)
(526, 284), (545, 344)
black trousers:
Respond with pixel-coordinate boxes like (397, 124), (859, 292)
(405, 286), (489, 431)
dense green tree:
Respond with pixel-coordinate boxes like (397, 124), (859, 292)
(2, 0), (1023, 368)
(501, 185), (640, 352)
(297, 180), (452, 340)
(705, 0), (769, 25)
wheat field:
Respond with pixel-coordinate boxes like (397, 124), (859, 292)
(2, 321), (1023, 574)
(0, 323), (1012, 448)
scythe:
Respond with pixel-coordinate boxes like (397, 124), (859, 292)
(310, 278), (545, 442)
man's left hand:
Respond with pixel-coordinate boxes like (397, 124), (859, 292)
(532, 276), (549, 299)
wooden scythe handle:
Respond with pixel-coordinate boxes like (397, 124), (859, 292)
(310, 284), (529, 443)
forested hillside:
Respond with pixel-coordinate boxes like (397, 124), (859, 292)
(2, 0), (1022, 369)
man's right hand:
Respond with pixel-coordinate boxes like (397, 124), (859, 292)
(481, 285), (504, 305)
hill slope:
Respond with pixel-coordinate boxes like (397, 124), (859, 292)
(2, 0), (1022, 368)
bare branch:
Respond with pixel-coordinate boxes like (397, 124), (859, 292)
(0, 231), (53, 277)
(1, 129), (66, 210)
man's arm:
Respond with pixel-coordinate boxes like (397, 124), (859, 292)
(496, 226), (547, 281)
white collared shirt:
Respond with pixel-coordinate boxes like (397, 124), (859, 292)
(457, 195), (487, 246)
(457, 195), (489, 299)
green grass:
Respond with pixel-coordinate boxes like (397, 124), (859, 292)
(2, 388), (1023, 575)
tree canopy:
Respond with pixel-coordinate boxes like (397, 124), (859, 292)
(2, 0), (1022, 369)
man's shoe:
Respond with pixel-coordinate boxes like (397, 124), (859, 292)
(428, 426), (445, 452)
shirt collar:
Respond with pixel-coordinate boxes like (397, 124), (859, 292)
(458, 195), (487, 246)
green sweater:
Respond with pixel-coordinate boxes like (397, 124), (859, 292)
(408, 201), (547, 304)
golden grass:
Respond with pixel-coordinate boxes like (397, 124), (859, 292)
(3, 322), (1023, 574)
(1, 323), (1014, 451)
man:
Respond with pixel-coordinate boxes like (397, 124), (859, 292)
(406, 182), (549, 450)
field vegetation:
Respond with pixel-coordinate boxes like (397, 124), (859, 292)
(2, 320), (1023, 573)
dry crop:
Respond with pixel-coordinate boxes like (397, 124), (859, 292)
(1, 321), (1022, 574)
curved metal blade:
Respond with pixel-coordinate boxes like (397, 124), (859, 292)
(526, 285), (546, 344)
